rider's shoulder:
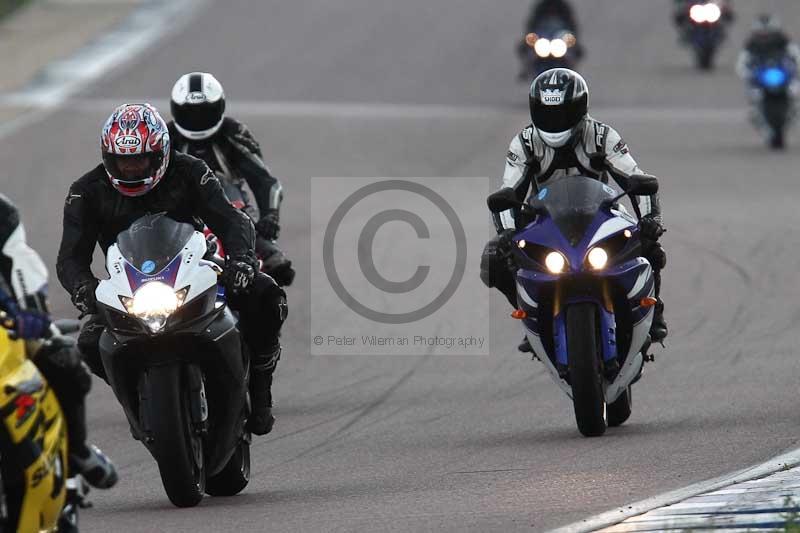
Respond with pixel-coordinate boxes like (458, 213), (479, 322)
(578, 116), (624, 151)
(515, 124), (546, 157)
(220, 117), (252, 139)
(172, 152), (210, 179)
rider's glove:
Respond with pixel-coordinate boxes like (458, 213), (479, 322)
(223, 253), (258, 295)
(638, 215), (665, 241)
(497, 228), (517, 254)
(255, 209), (281, 241)
(0, 290), (51, 340)
(71, 280), (98, 317)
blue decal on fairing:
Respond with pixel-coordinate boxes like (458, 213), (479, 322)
(537, 188), (549, 200)
(141, 260), (156, 274)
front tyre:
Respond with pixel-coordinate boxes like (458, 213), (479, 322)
(567, 303), (607, 437)
(205, 436), (250, 497)
(608, 386), (632, 427)
(146, 365), (205, 507)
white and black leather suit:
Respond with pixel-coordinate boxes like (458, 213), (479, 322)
(480, 117), (667, 334)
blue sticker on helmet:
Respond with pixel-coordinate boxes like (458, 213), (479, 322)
(537, 188), (549, 200)
(141, 260), (156, 274)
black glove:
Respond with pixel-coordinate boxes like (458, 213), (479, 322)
(638, 215), (665, 241)
(223, 254), (257, 295)
(71, 280), (98, 317)
(497, 228), (517, 254)
(255, 209), (281, 241)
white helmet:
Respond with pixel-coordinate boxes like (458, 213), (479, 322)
(170, 72), (225, 140)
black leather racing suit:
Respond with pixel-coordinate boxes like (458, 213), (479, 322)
(0, 194), (95, 463)
(56, 152), (286, 407)
(167, 117), (295, 286)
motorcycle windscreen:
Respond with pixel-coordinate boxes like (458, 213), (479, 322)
(530, 176), (614, 246)
(116, 214), (196, 274)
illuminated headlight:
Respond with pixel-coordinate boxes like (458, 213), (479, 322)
(545, 251), (567, 274)
(534, 38), (551, 58)
(689, 4), (705, 22)
(690, 3), (721, 23)
(587, 247), (608, 270)
(550, 39), (568, 58)
(704, 3), (721, 23)
(120, 283), (188, 333)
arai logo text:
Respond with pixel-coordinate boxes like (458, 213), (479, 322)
(115, 136), (141, 148)
(187, 92), (207, 103)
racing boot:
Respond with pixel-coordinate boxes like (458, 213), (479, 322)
(70, 444), (118, 489)
(649, 299), (668, 343)
(246, 346), (280, 435)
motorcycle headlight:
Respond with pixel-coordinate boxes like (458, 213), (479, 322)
(587, 247), (609, 270)
(534, 38), (552, 58)
(550, 38), (568, 58)
(545, 251), (567, 274)
(689, 4), (706, 23)
(121, 283), (189, 333)
(704, 3), (721, 23)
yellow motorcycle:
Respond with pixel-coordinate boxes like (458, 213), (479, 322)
(0, 319), (84, 533)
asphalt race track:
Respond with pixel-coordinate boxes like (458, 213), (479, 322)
(3, 1), (800, 531)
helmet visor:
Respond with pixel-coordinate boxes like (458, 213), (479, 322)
(103, 152), (164, 186)
(171, 100), (224, 133)
(532, 94), (587, 133)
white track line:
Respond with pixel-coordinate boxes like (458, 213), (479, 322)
(17, 96), (745, 123)
(549, 446), (800, 533)
(0, 0), (209, 109)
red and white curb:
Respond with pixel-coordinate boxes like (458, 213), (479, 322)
(550, 447), (800, 532)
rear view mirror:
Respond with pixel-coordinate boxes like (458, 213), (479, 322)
(626, 174), (659, 197)
(487, 188), (523, 213)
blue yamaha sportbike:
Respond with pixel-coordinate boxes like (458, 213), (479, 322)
(488, 175), (659, 437)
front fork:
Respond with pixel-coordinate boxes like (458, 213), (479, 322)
(553, 280), (618, 378)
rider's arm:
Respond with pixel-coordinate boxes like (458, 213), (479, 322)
(56, 178), (99, 297)
(602, 126), (662, 221)
(735, 49), (752, 79)
(0, 195), (48, 311)
(494, 133), (533, 232)
(225, 120), (283, 218)
(787, 42), (800, 66)
(191, 160), (256, 258)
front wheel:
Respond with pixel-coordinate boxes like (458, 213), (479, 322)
(145, 365), (205, 507)
(205, 437), (250, 497)
(567, 303), (607, 437)
(695, 46), (715, 70)
(608, 386), (632, 427)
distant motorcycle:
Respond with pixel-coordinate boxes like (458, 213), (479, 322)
(747, 56), (796, 149)
(519, 17), (582, 80)
(488, 175), (659, 437)
(676, 1), (731, 70)
(95, 214), (252, 507)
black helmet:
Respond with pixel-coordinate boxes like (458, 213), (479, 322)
(529, 68), (588, 147)
(170, 72), (226, 140)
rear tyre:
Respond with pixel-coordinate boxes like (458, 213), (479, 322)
(608, 386), (632, 427)
(146, 365), (205, 507)
(205, 437), (250, 497)
(567, 304), (607, 437)
(696, 47), (714, 70)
